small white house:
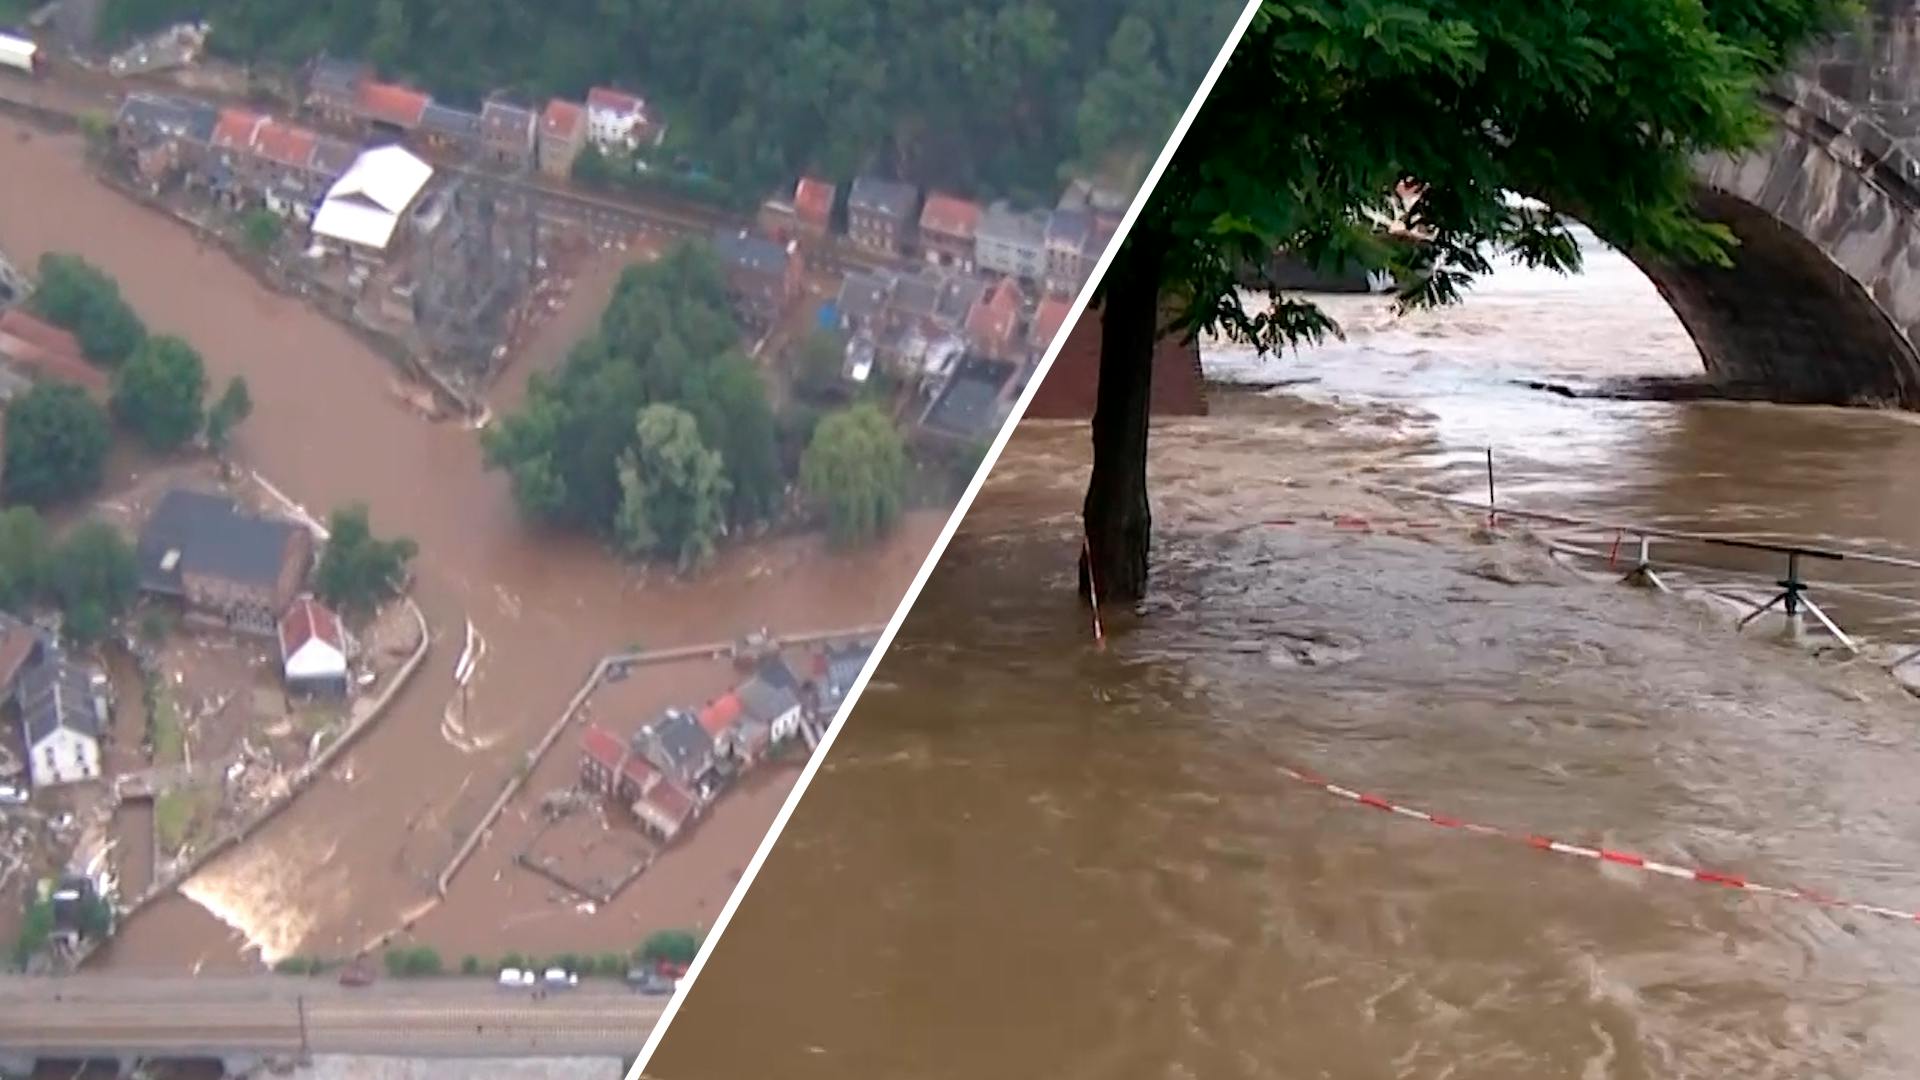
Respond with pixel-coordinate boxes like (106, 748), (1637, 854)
(20, 661), (103, 789)
(584, 86), (649, 150)
(279, 596), (349, 698)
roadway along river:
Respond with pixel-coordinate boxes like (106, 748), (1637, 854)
(0, 118), (946, 966)
(648, 234), (1920, 1078)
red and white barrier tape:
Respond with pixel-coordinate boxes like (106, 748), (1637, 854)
(1277, 762), (1920, 924)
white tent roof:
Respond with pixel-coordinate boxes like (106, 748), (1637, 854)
(311, 144), (433, 251)
(285, 636), (347, 680)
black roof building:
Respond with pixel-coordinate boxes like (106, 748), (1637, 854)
(137, 490), (302, 597)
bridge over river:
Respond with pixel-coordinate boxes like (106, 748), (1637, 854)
(0, 974), (661, 1076)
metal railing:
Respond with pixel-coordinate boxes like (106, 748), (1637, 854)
(1370, 481), (1920, 663)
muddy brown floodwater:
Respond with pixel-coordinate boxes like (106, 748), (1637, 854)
(651, 235), (1920, 1078)
(0, 118), (944, 968)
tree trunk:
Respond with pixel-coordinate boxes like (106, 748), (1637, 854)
(1080, 227), (1168, 606)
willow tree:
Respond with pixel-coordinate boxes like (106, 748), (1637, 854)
(1082, 0), (1854, 603)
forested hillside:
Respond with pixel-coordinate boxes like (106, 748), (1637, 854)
(98, 0), (1237, 202)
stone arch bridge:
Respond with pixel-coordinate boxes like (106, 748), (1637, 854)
(1641, 0), (1920, 406)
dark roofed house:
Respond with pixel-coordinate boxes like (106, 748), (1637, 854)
(1044, 209), (1095, 297)
(633, 708), (719, 798)
(137, 489), (314, 637)
(116, 93), (218, 149)
(736, 675), (803, 745)
(310, 136), (360, 183)
(810, 641), (874, 721)
(847, 177), (919, 256)
(307, 55), (369, 125)
(837, 271), (895, 335)
(922, 353), (1017, 441)
(19, 657), (102, 789)
(418, 102), (483, 153)
(711, 228), (800, 330)
(479, 99), (537, 168)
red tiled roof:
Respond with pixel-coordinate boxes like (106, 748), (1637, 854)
(0, 311), (107, 397)
(697, 692), (742, 738)
(641, 777), (695, 823)
(919, 192), (980, 239)
(1030, 296), (1071, 349)
(967, 277), (1021, 347)
(621, 754), (660, 791)
(542, 99), (585, 139)
(278, 597), (344, 657)
(355, 81), (430, 128)
(211, 107), (264, 151)
(793, 177), (834, 225)
(586, 86), (645, 117)
(251, 120), (319, 170)
(581, 724), (626, 770)
(0, 309), (81, 357)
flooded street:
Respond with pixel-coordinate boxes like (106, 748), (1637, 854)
(0, 118), (943, 966)
(650, 237), (1920, 1078)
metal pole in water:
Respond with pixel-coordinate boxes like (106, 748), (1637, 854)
(1485, 447), (1497, 527)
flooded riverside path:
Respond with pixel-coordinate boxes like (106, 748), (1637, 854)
(651, 235), (1920, 1079)
(0, 119), (945, 966)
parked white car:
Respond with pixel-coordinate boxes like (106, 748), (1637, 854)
(543, 968), (579, 988)
(0, 785), (26, 806)
(498, 967), (532, 988)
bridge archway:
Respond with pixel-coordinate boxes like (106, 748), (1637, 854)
(1622, 73), (1920, 408)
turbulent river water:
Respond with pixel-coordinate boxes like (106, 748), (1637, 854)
(0, 119), (945, 968)
(648, 234), (1920, 1079)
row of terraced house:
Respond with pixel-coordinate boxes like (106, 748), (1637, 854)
(762, 175), (1127, 299)
(305, 55), (659, 179)
(577, 640), (873, 845)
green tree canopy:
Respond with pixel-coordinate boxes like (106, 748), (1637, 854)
(615, 404), (731, 569)
(800, 403), (907, 547)
(29, 253), (147, 365)
(205, 376), (255, 453)
(791, 329), (849, 406)
(485, 241), (782, 538)
(1080, 0), (1856, 603)
(97, 0), (1239, 203)
(0, 507), (51, 611)
(2, 384), (111, 507)
(113, 335), (210, 452)
(315, 504), (417, 616)
(636, 929), (699, 966)
(48, 521), (139, 645)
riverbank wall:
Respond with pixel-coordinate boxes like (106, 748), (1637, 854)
(348, 623), (885, 962)
(80, 593), (433, 967)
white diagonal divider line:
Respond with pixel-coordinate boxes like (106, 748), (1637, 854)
(624, 5), (1266, 1074)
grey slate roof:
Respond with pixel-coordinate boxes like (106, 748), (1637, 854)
(837, 272), (894, 326)
(137, 489), (301, 596)
(117, 93), (218, 144)
(710, 229), (789, 278)
(419, 103), (483, 142)
(635, 709), (712, 785)
(936, 276), (986, 324)
(754, 654), (801, 693)
(480, 99), (537, 144)
(924, 355), (1016, 438)
(848, 177), (919, 223)
(18, 658), (100, 745)
(736, 675), (800, 726)
(819, 641), (874, 711)
(891, 275), (942, 322)
(1045, 209), (1093, 250)
(978, 201), (1047, 249)
(308, 56), (367, 102)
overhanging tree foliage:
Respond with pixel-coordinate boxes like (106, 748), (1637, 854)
(1082, 0), (1855, 603)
